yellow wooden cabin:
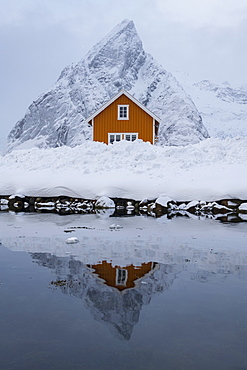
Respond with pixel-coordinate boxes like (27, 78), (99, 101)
(86, 90), (161, 144)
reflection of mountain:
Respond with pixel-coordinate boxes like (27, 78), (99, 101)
(31, 253), (181, 340)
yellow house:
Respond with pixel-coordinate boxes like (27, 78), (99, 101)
(86, 90), (160, 144)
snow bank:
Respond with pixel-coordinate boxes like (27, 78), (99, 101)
(239, 203), (247, 212)
(155, 195), (173, 207)
(1, 138), (247, 201)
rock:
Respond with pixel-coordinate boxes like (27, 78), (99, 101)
(109, 224), (122, 230)
(184, 200), (200, 213)
(8, 197), (25, 212)
(155, 195), (173, 208)
(239, 202), (247, 213)
(65, 237), (79, 244)
(211, 202), (232, 214)
(95, 196), (115, 209)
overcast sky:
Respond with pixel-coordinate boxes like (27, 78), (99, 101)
(1, 0), (246, 144)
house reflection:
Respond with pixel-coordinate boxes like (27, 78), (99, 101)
(31, 253), (180, 340)
(87, 261), (158, 291)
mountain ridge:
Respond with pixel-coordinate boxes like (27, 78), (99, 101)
(7, 19), (209, 151)
(173, 71), (247, 139)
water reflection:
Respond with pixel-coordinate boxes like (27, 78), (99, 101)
(31, 253), (181, 340)
(1, 212), (247, 369)
(27, 236), (247, 340)
(87, 261), (159, 291)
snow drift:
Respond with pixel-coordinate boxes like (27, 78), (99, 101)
(1, 137), (247, 201)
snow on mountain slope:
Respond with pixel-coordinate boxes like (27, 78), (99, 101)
(173, 72), (247, 139)
(7, 19), (208, 151)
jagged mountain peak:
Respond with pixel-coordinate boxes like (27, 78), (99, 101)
(83, 19), (144, 83)
(7, 20), (209, 151)
(57, 19), (145, 95)
(85, 19), (140, 62)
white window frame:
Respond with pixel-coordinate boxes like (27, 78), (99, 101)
(116, 268), (128, 286)
(118, 105), (129, 120)
(123, 133), (138, 142)
(108, 133), (122, 144)
(108, 133), (138, 144)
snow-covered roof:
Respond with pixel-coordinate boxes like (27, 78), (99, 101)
(85, 90), (162, 123)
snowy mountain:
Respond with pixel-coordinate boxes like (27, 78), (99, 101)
(7, 19), (209, 151)
(173, 72), (247, 139)
(24, 252), (180, 340)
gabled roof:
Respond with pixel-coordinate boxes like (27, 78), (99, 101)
(85, 90), (161, 123)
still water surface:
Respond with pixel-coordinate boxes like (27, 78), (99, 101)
(0, 213), (247, 369)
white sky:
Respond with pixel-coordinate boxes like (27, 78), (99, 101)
(1, 0), (246, 143)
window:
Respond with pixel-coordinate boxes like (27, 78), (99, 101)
(118, 105), (129, 120)
(124, 133), (137, 142)
(109, 134), (121, 144)
(116, 268), (128, 286)
(131, 134), (136, 141)
(108, 133), (138, 144)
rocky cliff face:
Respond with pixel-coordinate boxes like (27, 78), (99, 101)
(7, 19), (209, 151)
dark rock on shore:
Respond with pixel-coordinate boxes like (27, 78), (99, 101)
(1, 195), (247, 222)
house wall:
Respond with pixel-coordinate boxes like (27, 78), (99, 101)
(93, 95), (154, 144)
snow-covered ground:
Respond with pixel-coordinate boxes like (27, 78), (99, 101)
(1, 137), (247, 201)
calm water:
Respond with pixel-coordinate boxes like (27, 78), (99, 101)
(0, 213), (247, 370)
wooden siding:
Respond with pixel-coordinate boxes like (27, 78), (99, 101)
(93, 95), (154, 144)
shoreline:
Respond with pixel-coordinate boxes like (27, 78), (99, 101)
(1, 195), (247, 222)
